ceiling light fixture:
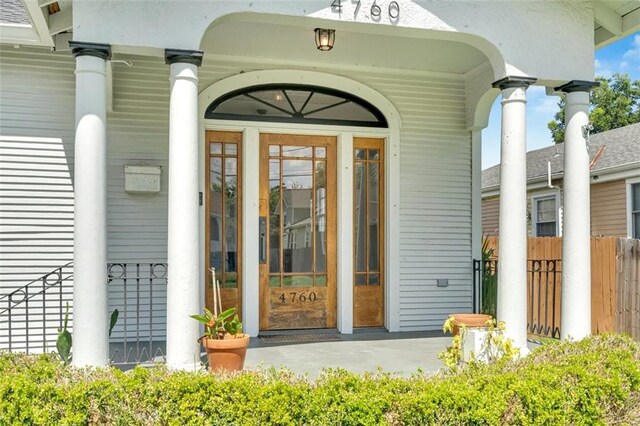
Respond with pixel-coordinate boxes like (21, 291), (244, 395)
(314, 28), (335, 51)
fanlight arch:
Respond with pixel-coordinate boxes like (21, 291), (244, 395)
(205, 84), (388, 128)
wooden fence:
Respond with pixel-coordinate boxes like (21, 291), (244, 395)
(484, 236), (639, 340)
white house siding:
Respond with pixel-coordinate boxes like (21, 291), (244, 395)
(1, 46), (473, 334)
(0, 46), (75, 295)
(0, 46), (75, 351)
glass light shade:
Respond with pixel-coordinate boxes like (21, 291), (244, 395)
(314, 28), (335, 51)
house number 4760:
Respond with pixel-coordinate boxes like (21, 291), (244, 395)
(331, 0), (400, 21)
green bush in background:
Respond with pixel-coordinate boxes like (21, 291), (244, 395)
(0, 334), (639, 425)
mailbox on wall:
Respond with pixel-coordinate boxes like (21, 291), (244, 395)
(124, 165), (161, 193)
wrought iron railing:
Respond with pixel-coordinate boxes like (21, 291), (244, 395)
(0, 262), (168, 367)
(473, 258), (562, 339)
(527, 259), (561, 339)
(0, 262), (74, 354)
(107, 263), (167, 366)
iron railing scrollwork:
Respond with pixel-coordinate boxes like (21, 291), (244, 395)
(0, 262), (74, 354)
(107, 263), (168, 366)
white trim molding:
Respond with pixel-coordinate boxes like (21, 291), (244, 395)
(531, 190), (561, 237)
(626, 177), (640, 239)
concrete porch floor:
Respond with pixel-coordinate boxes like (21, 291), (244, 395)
(243, 329), (449, 378)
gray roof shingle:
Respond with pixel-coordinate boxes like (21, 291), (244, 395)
(482, 122), (640, 189)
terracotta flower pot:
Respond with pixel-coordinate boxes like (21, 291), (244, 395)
(200, 334), (250, 372)
(448, 313), (492, 336)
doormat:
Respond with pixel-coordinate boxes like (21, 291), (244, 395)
(258, 334), (342, 344)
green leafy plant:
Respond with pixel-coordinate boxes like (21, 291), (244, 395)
(1, 335), (638, 425)
(55, 305), (119, 365)
(480, 235), (497, 318)
(438, 317), (519, 370)
(56, 303), (72, 365)
(191, 307), (243, 340)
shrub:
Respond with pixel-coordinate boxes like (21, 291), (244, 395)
(0, 334), (638, 425)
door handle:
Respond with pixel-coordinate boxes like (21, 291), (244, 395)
(259, 216), (267, 264)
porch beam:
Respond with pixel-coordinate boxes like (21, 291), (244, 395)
(556, 80), (599, 340)
(69, 41), (111, 367)
(165, 48), (204, 370)
(492, 75), (536, 353)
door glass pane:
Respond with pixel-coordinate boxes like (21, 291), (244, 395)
(315, 161), (327, 273)
(282, 145), (313, 158)
(210, 143), (222, 155)
(210, 158), (223, 272)
(282, 159), (313, 273)
(269, 275), (281, 288)
(368, 163), (380, 272)
(355, 149), (366, 160)
(283, 275), (314, 287)
(315, 275), (327, 287)
(315, 147), (326, 158)
(225, 143), (237, 155)
(368, 274), (380, 286)
(355, 274), (367, 286)
(224, 275), (238, 289)
(269, 160), (281, 273)
(225, 158), (238, 273)
(368, 149), (380, 160)
(354, 162), (367, 272)
(269, 145), (280, 156)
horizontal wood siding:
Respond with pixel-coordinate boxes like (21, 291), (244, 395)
(0, 46), (75, 296)
(591, 180), (627, 237)
(482, 197), (499, 236)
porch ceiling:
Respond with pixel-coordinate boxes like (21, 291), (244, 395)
(201, 20), (489, 75)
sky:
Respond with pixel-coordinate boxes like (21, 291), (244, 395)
(481, 31), (640, 170)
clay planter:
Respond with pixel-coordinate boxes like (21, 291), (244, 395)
(200, 334), (250, 372)
(448, 313), (492, 336)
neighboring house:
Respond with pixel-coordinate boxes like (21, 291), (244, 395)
(1, 0), (638, 367)
(482, 123), (640, 239)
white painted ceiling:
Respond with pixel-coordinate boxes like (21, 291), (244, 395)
(201, 20), (489, 74)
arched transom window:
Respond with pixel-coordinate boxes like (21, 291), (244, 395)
(205, 84), (387, 128)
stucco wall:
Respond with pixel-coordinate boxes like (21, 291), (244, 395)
(73, 0), (595, 83)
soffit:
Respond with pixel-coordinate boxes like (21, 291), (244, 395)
(201, 20), (488, 75)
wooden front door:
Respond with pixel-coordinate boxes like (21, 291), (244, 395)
(353, 138), (385, 327)
(259, 134), (337, 330)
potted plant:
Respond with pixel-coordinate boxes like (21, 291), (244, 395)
(191, 267), (249, 372)
(191, 306), (249, 372)
(447, 313), (493, 336)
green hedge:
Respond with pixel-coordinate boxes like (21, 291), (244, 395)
(1, 334), (639, 425)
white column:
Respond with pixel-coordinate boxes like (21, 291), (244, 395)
(69, 42), (111, 367)
(557, 81), (598, 340)
(165, 49), (203, 370)
(337, 132), (354, 334)
(493, 76), (536, 353)
(471, 129), (482, 313)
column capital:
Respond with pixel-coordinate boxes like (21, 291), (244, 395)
(69, 41), (112, 61)
(554, 80), (599, 93)
(492, 76), (537, 90)
(165, 49), (204, 67)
